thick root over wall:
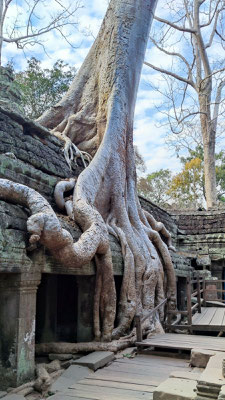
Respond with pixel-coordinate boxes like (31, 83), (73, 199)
(0, 0), (177, 344)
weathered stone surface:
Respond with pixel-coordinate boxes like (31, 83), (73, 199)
(219, 384), (225, 399)
(196, 255), (211, 267)
(50, 376), (77, 393)
(190, 349), (216, 368)
(169, 370), (201, 380)
(153, 377), (197, 400)
(50, 365), (93, 394)
(72, 351), (115, 371)
(0, 393), (7, 399)
(196, 352), (225, 400)
(61, 365), (92, 380)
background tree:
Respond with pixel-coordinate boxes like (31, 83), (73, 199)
(137, 169), (173, 207)
(145, 0), (225, 209)
(0, 0), (177, 343)
(0, 0), (81, 65)
(168, 156), (204, 208)
(14, 58), (76, 119)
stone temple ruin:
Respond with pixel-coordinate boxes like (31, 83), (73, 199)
(0, 67), (225, 391)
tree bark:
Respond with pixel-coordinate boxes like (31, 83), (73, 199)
(0, 0), (176, 342)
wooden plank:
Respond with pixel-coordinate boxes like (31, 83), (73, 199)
(102, 364), (183, 377)
(85, 371), (163, 386)
(209, 308), (225, 327)
(65, 383), (153, 399)
(115, 358), (189, 368)
(136, 332), (225, 352)
(70, 378), (155, 392)
(192, 307), (216, 325)
(191, 307), (210, 324)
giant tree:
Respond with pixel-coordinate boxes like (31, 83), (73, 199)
(145, 0), (225, 208)
(0, 0), (176, 343)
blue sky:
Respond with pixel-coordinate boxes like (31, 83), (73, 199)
(3, 0), (223, 176)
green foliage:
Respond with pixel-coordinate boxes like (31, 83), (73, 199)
(137, 169), (172, 207)
(14, 57), (76, 119)
(168, 157), (205, 208)
(137, 146), (225, 209)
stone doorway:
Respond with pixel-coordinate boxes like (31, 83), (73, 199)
(35, 274), (78, 344)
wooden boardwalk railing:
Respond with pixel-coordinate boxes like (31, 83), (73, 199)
(135, 298), (167, 342)
(135, 277), (225, 342)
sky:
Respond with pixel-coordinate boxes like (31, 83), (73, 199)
(2, 0), (224, 176)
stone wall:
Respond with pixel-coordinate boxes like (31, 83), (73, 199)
(171, 210), (225, 281)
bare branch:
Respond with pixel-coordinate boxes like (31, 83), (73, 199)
(150, 37), (195, 84)
(144, 61), (196, 88)
(200, 0), (221, 27)
(154, 15), (196, 33)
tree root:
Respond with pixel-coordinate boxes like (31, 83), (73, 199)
(9, 362), (63, 396)
(36, 340), (136, 355)
(52, 130), (92, 169)
(54, 178), (76, 219)
(143, 210), (176, 252)
(0, 178), (116, 339)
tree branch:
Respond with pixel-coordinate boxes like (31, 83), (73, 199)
(150, 37), (195, 84)
(154, 15), (196, 33)
(144, 61), (196, 88)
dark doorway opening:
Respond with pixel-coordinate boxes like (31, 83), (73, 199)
(36, 274), (78, 343)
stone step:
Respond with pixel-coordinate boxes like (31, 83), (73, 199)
(50, 365), (93, 394)
(72, 351), (115, 371)
(153, 377), (197, 400)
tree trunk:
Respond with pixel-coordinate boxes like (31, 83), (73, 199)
(199, 90), (217, 209)
(0, 0), (3, 66)
(0, 0), (176, 343)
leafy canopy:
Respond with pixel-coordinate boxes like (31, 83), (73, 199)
(14, 57), (76, 119)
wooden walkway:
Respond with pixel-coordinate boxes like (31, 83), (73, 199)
(192, 307), (225, 331)
(49, 354), (191, 400)
(136, 333), (225, 352)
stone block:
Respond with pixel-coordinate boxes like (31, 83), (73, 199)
(219, 384), (225, 399)
(50, 376), (76, 392)
(190, 348), (216, 368)
(153, 378), (197, 400)
(0, 393), (7, 399)
(72, 351), (115, 371)
(169, 370), (201, 381)
(61, 365), (92, 380)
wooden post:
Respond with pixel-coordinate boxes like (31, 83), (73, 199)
(203, 277), (206, 307)
(186, 276), (192, 333)
(197, 273), (201, 313)
(167, 304), (172, 333)
(135, 315), (142, 342)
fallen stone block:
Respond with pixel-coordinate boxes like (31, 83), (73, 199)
(50, 376), (76, 393)
(190, 348), (216, 368)
(0, 393), (7, 399)
(61, 365), (93, 380)
(51, 365), (92, 393)
(153, 377), (197, 400)
(72, 351), (115, 371)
